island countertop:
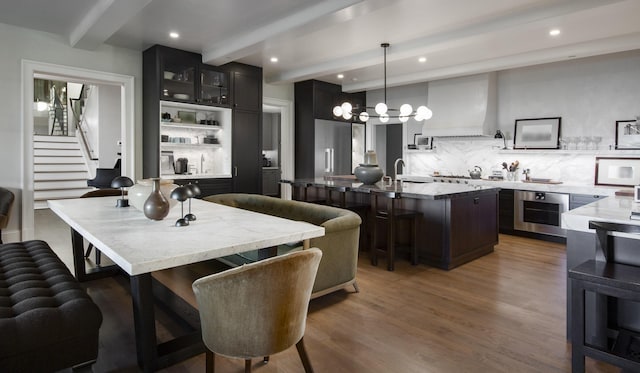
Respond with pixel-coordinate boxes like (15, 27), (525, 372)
(282, 177), (499, 200)
(561, 195), (639, 233)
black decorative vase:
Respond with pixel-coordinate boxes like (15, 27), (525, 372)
(143, 178), (170, 220)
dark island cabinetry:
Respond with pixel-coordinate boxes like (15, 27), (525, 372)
(445, 192), (498, 268)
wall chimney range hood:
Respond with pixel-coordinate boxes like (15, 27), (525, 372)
(421, 73), (497, 137)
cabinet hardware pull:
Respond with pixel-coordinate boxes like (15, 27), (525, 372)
(474, 197), (480, 204)
(234, 166), (238, 176)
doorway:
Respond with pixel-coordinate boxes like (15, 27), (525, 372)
(263, 97), (294, 199)
(375, 123), (403, 177)
(21, 60), (135, 240)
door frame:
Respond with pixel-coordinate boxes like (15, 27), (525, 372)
(21, 59), (135, 240)
(263, 97), (293, 199)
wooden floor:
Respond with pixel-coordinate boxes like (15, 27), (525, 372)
(35, 208), (620, 372)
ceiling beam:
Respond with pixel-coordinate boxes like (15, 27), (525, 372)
(201, 0), (363, 66)
(69, 0), (152, 50)
(266, 0), (626, 85)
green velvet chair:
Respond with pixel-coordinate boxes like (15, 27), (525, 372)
(192, 248), (322, 373)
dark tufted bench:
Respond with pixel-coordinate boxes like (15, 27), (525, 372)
(0, 240), (102, 372)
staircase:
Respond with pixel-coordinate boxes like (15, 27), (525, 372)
(33, 135), (92, 209)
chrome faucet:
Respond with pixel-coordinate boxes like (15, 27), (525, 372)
(393, 158), (405, 183)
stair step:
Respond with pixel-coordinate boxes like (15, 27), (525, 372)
(33, 179), (87, 191)
(34, 148), (82, 157)
(34, 188), (93, 200)
(35, 180), (90, 190)
(34, 156), (85, 164)
(33, 142), (80, 150)
(34, 135), (77, 143)
(34, 172), (90, 181)
(35, 164), (88, 172)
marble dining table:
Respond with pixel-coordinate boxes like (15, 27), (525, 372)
(48, 196), (325, 372)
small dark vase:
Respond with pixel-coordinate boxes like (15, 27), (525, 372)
(143, 178), (170, 220)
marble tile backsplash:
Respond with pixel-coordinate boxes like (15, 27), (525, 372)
(405, 137), (640, 185)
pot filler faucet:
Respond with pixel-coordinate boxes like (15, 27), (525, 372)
(394, 158), (405, 183)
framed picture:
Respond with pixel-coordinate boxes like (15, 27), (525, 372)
(409, 133), (431, 150)
(615, 120), (640, 150)
(513, 117), (561, 149)
(595, 157), (640, 187)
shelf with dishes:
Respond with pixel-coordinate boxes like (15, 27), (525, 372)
(158, 101), (232, 178)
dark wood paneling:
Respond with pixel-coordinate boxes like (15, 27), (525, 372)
(174, 178), (233, 198)
(232, 110), (261, 193)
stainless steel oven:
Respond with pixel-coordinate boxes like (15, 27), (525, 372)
(514, 190), (569, 237)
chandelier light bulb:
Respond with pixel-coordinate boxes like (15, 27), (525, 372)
(399, 115), (409, 122)
(379, 113), (389, 123)
(359, 111), (370, 122)
(375, 102), (388, 115)
(415, 113), (424, 121)
(333, 106), (343, 117)
(342, 111), (352, 120)
(417, 106), (433, 120)
(400, 104), (413, 116)
(341, 102), (352, 115)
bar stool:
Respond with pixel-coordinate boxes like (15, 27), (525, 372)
(326, 184), (370, 251)
(370, 190), (420, 271)
(569, 221), (640, 373)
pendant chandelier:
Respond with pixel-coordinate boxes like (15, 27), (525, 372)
(332, 43), (433, 123)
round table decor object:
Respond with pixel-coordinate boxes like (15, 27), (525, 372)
(143, 178), (170, 221)
(128, 179), (178, 211)
(354, 150), (384, 185)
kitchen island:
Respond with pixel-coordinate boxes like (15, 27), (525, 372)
(284, 178), (500, 269)
(562, 195), (640, 342)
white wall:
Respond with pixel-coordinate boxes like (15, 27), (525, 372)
(402, 50), (640, 185)
(0, 22), (142, 241)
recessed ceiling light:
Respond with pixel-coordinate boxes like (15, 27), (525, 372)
(337, 74), (344, 79)
(270, 57), (278, 63)
(418, 57), (427, 63)
(549, 29), (560, 36)
(169, 32), (179, 39)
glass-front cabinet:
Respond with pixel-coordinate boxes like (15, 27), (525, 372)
(162, 54), (197, 102)
(200, 65), (229, 106)
(158, 101), (232, 179)
(158, 48), (229, 107)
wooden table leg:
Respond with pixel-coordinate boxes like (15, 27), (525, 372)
(303, 239), (310, 250)
(131, 273), (158, 372)
(70, 228), (119, 282)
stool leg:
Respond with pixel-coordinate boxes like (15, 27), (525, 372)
(387, 207), (395, 272)
(371, 215), (378, 266)
(411, 217), (418, 265)
(570, 279), (585, 373)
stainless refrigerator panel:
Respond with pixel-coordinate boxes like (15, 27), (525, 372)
(314, 119), (352, 178)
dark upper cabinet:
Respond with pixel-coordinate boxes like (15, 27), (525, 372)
(145, 45), (230, 108)
(199, 64), (229, 106)
(232, 71), (261, 111)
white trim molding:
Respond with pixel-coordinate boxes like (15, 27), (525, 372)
(21, 59), (135, 240)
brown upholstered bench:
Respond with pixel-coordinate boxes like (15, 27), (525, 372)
(0, 240), (102, 371)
